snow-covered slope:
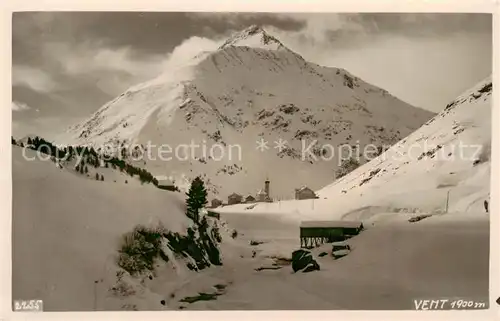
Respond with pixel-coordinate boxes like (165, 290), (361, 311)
(12, 146), (489, 311)
(217, 77), (492, 221)
(57, 25), (434, 200)
(11, 146), (191, 310)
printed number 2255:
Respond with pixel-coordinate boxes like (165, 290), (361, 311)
(13, 300), (43, 312)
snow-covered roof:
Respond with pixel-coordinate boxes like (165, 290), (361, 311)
(331, 241), (350, 246)
(333, 249), (350, 256)
(300, 221), (363, 228)
(157, 178), (175, 186)
(295, 186), (315, 193)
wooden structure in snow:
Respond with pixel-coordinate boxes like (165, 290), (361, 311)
(228, 193), (243, 205)
(294, 186), (318, 200)
(211, 199), (223, 208)
(245, 195), (256, 203)
(156, 177), (177, 191)
(207, 210), (220, 219)
(300, 220), (364, 248)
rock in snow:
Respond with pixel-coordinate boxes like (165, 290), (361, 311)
(291, 249), (320, 273)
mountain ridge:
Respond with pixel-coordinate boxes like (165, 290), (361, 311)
(217, 76), (491, 219)
(55, 26), (435, 200)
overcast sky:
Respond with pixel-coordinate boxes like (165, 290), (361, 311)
(12, 12), (492, 139)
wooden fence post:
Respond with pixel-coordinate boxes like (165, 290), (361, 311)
(445, 190), (450, 213)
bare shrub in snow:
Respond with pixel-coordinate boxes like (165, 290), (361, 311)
(121, 304), (138, 311)
(116, 225), (168, 275)
(110, 280), (136, 297)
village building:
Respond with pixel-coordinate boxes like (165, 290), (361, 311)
(211, 198), (223, 208)
(264, 178), (270, 197)
(156, 177), (177, 191)
(256, 189), (267, 202)
(294, 186), (318, 200)
(255, 178), (272, 202)
(227, 193), (243, 205)
(245, 195), (256, 203)
(256, 189), (272, 202)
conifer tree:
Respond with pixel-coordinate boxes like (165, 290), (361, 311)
(185, 176), (208, 223)
(100, 174), (104, 181)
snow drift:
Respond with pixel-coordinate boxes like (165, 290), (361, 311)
(11, 146), (220, 310)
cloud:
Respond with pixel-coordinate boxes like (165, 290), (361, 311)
(12, 66), (57, 93)
(162, 36), (223, 70)
(12, 12), (492, 117)
(53, 44), (155, 77)
(12, 13), (228, 115)
(12, 101), (32, 112)
(257, 14), (492, 111)
(36, 42), (162, 95)
(186, 12), (244, 26)
(12, 115), (83, 141)
(270, 13), (491, 40)
(270, 13), (364, 43)
(41, 36), (223, 95)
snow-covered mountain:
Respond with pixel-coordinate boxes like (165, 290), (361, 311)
(318, 76), (492, 216)
(218, 76), (492, 221)
(57, 25), (434, 200)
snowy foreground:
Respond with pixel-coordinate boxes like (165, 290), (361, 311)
(12, 76), (492, 310)
(12, 146), (489, 311)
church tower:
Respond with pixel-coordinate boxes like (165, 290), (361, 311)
(264, 177), (270, 198)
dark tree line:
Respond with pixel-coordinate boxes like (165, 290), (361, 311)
(21, 135), (159, 187)
(105, 156), (158, 186)
(26, 136), (69, 159)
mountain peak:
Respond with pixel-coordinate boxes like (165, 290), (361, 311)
(219, 25), (286, 51)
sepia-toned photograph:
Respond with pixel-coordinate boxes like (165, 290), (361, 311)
(10, 11), (493, 311)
